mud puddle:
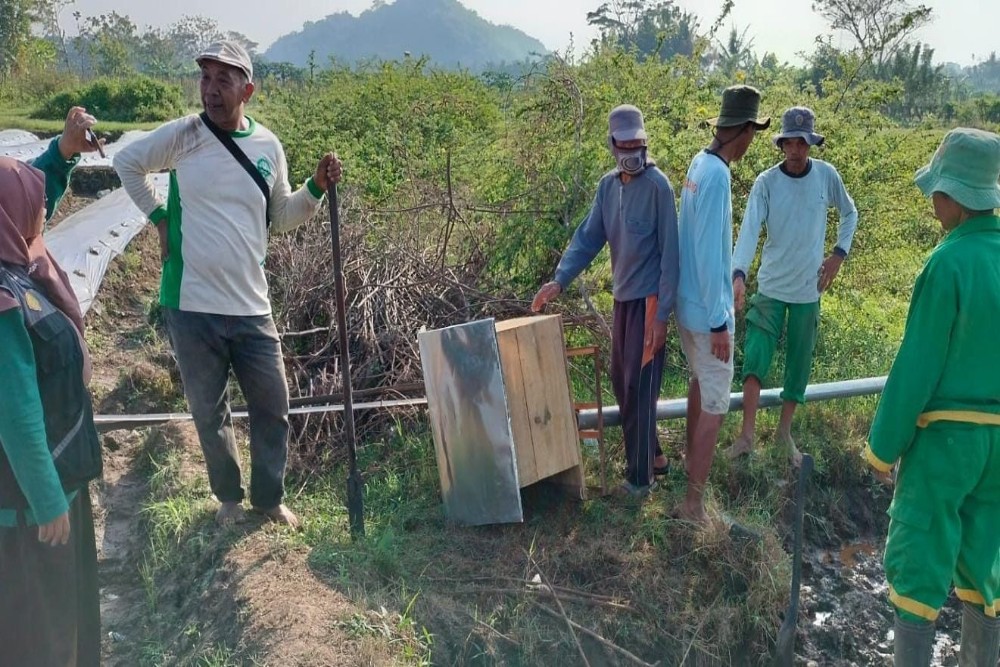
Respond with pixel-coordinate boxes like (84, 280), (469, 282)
(796, 539), (963, 666)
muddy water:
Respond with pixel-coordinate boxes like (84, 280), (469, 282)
(796, 539), (964, 666)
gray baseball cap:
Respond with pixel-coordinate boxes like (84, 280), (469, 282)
(608, 105), (648, 143)
(196, 40), (253, 81)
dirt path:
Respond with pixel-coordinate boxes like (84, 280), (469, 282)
(85, 224), (374, 666)
(94, 429), (150, 657)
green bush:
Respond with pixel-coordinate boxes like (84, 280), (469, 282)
(32, 75), (184, 122)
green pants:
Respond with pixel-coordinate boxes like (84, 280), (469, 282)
(740, 294), (819, 404)
(884, 421), (1000, 622)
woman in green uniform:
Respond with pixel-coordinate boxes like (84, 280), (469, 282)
(866, 127), (1000, 666)
(0, 108), (104, 666)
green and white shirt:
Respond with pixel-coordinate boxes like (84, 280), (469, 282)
(114, 114), (324, 316)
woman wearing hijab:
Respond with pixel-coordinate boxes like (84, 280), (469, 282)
(0, 108), (105, 666)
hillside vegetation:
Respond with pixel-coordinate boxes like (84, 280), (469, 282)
(5, 0), (1000, 664)
(264, 0), (547, 72)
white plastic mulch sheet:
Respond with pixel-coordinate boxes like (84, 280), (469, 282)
(0, 137), (49, 161)
(0, 129), (40, 146)
(77, 130), (150, 168)
(1, 130), (150, 166)
(44, 174), (167, 315)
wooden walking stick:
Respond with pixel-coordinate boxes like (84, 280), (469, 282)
(328, 182), (365, 537)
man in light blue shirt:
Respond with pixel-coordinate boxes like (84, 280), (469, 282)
(729, 107), (858, 465)
(675, 85), (769, 524)
(533, 105), (679, 497)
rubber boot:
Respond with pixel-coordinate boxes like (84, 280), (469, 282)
(894, 614), (935, 667)
(959, 602), (1000, 667)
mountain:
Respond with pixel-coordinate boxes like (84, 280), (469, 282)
(264, 0), (547, 71)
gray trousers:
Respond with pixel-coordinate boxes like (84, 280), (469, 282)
(164, 308), (290, 509)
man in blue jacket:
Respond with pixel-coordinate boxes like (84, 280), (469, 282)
(532, 104), (679, 497)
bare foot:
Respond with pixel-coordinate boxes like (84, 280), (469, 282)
(216, 501), (246, 526)
(778, 431), (802, 467)
(653, 454), (670, 475)
(671, 500), (710, 526)
(253, 504), (301, 529)
(725, 434), (754, 459)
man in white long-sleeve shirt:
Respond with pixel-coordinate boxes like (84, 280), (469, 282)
(114, 41), (342, 527)
(729, 107), (858, 465)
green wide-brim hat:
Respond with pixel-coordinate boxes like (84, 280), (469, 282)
(707, 84), (770, 129)
(915, 127), (1000, 210)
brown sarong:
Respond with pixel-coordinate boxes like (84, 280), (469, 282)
(0, 489), (100, 667)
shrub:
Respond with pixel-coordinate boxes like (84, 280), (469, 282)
(33, 75), (184, 122)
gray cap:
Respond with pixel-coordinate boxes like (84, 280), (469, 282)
(608, 105), (647, 143)
(196, 40), (253, 81)
(773, 106), (824, 146)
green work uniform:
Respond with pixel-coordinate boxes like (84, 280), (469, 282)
(867, 214), (1000, 622)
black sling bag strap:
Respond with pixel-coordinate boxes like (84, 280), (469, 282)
(199, 111), (272, 228)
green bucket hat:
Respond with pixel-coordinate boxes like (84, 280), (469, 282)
(915, 127), (1000, 210)
(707, 85), (770, 129)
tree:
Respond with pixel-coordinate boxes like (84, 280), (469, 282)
(587, 0), (700, 61)
(75, 11), (140, 76)
(139, 15), (258, 78)
(0, 0), (62, 79)
(881, 42), (953, 120)
(811, 0), (932, 71)
(713, 25), (755, 75)
(966, 52), (1000, 94)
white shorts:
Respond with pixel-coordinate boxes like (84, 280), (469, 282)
(679, 325), (734, 415)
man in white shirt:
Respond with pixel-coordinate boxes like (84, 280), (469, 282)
(114, 41), (342, 527)
(729, 107), (858, 465)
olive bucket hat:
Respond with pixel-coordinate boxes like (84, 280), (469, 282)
(914, 127), (1000, 210)
(707, 85), (770, 129)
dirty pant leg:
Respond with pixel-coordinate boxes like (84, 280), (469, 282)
(611, 297), (665, 488)
(0, 490), (101, 667)
(954, 426), (1000, 618)
(884, 423), (996, 623)
(164, 308), (244, 503)
(228, 314), (290, 510)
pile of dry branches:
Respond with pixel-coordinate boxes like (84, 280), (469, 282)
(265, 189), (540, 471)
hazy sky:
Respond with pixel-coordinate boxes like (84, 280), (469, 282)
(60, 0), (996, 66)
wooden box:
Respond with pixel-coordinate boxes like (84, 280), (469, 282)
(419, 314), (585, 525)
(494, 315), (585, 497)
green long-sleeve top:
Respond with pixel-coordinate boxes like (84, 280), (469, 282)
(0, 308), (68, 525)
(35, 137), (80, 222)
(866, 214), (1000, 471)
(0, 137), (79, 527)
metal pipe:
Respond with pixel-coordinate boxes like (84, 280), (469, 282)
(576, 376), (887, 429)
(95, 376), (888, 433)
(94, 397), (429, 432)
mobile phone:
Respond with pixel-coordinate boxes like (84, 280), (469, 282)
(86, 129), (105, 158)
